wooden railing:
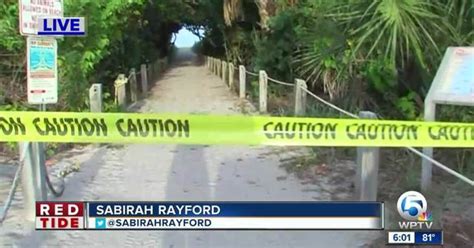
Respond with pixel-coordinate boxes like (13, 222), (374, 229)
(89, 57), (169, 112)
(205, 56), (380, 201)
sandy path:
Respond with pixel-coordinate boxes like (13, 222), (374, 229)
(0, 49), (378, 247)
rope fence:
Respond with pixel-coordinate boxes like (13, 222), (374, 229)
(245, 70), (258, 77)
(127, 71), (135, 80)
(300, 87), (358, 118)
(301, 87), (474, 186)
(205, 56), (474, 196)
(267, 75), (294, 87)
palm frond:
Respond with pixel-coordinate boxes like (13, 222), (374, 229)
(223, 0), (242, 26)
(341, 0), (448, 68)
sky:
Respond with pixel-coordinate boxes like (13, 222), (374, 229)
(174, 28), (201, 48)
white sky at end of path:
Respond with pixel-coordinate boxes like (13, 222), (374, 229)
(174, 28), (202, 48)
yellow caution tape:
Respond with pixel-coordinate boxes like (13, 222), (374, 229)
(0, 111), (473, 147)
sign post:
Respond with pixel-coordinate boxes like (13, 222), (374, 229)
(422, 47), (474, 191)
(23, 35), (58, 221)
(19, 0), (64, 221)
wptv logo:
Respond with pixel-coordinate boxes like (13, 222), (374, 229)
(397, 191), (433, 229)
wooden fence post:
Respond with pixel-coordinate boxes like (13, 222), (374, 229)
(89, 84), (102, 112)
(356, 111), (380, 201)
(114, 74), (128, 108)
(147, 63), (152, 84)
(219, 60), (223, 78)
(212, 58), (216, 73)
(153, 61), (159, 80)
(239, 65), (246, 99)
(229, 63), (235, 89)
(140, 64), (148, 97)
(259, 70), (268, 113)
(162, 58), (166, 71)
(294, 79), (307, 116)
(222, 61), (227, 82)
(129, 69), (138, 103)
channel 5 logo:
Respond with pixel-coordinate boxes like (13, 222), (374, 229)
(397, 191), (433, 229)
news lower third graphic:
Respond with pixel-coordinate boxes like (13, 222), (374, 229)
(35, 202), (384, 230)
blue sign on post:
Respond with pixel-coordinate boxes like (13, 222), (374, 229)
(27, 37), (58, 104)
(37, 17), (86, 36)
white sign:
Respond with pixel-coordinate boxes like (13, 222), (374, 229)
(19, 0), (63, 35)
(422, 46), (474, 191)
(427, 47), (474, 106)
(27, 36), (58, 104)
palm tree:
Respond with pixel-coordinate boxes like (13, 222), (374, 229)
(223, 0), (278, 30)
(337, 0), (448, 68)
(255, 0), (276, 30)
(223, 0), (242, 26)
(293, 0), (458, 102)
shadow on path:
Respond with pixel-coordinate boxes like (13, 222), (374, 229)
(162, 145), (211, 247)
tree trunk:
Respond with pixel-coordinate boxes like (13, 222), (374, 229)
(256, 0), (276, 31)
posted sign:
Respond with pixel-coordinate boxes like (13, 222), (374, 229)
(27, 37), (58, 104)
(427, 47), (474, 106)
(19, 0), (63, 35)
(435, 47), (474, 102)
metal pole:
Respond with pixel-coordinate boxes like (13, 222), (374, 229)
(37, 104), (47, 198)
(21, 104), (47, 221)
(422, 101), (436, 191)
